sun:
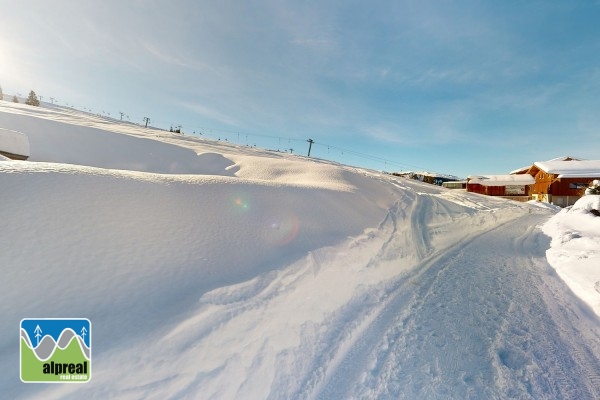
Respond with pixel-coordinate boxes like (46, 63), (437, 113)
(0, 37), (30, 91)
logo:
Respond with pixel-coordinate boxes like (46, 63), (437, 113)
(20, 318), (91, 383)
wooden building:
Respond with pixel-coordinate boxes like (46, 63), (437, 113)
(525, 158), (600, 207)
(466, 174), (534, 202)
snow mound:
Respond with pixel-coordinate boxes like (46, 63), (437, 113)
(0, 102), (233, 175)
(542, 195), (600, 316)
(571, 195), (600, 215)
(0, 102), (365, 189)
(1, 157), (535, 399)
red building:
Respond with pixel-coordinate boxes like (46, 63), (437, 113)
(467, 174), (534, 202)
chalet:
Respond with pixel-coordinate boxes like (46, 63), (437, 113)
(0, 128), (30, 160)
(466, 174), (534, 202)
(526, 157), (600, 207)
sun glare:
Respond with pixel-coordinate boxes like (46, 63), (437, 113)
(0, 38), (30, 90)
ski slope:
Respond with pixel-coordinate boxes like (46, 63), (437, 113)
(1, 102), (600, 399)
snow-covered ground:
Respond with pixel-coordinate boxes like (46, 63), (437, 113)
(1, 101), (600, 399)
(542, 196), (600, 317)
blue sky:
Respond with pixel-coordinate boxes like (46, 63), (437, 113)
(1, 0), (599, 177)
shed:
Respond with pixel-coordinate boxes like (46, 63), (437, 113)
(442, 180), (467, 189)
(0, 128), (30, 160)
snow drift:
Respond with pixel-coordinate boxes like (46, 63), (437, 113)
(543, 195), (600, 316)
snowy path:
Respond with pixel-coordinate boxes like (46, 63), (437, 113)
(311, 214), (600, 399)
(37, 198), (600, 400)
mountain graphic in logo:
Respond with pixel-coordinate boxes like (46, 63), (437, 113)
(20, 318), (91, 383)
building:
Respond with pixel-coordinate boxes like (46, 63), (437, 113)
(392, 171), (462, 186)
(525, 157), (600, 207)
(442, 181), (467, 189)
(0, 128), (30, 160)
(466, 174), (535, 202)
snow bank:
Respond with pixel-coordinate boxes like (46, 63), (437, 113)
(0, 108), (222, 173)
(0, 102), (365, 190)
(0, 159), (404, 398)
(542, 195), (600, 316)
(1, 159), (534, 399)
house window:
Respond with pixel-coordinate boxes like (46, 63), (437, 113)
(569, 183), (589, 190)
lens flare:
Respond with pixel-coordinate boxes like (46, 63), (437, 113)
(231, 195), (250, 212)
(265, 213), (300, 245)
(229, 193), (299, 245)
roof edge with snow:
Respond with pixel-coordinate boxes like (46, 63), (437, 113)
(534, 159), (600, 178)
(468, 174), (535, 186)
(0, 128), (30, 159)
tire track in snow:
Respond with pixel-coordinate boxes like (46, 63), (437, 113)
(311, 213), (600, 399)
(284, 200), (412, 400)
(410, 194), (433, 260)
(509, 226), (600, 399)
(307, 199), (516, 400)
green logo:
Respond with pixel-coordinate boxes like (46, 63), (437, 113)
(20, 318), (91, 383)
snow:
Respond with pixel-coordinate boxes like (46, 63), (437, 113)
(2, 101), (600, 399)
(534, 159), (600, 178)
(527, 199), (562, 212)
(509, 166), (531, 175)
(0, 127), (30, 158)
(542, 195), (600, 316)
(467, 174), (535, 186)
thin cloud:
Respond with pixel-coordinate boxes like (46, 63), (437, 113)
(363, 125), (420, 147)
(141, 42), (189, 68)
(180, 101), (239, 127)
(291, 38), (334, 48)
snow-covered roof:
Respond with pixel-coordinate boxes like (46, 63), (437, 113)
(509, 166), (530, 175)
(467, 174), (535, 186)
(534, 160), (600, 178)
(0, 128), (30, 158)
(395, 171), (462, 180)
(545, 155), (582, 162)
(510, 157), (582, 175)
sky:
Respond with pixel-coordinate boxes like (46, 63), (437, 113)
(1, 0), (600, 177)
